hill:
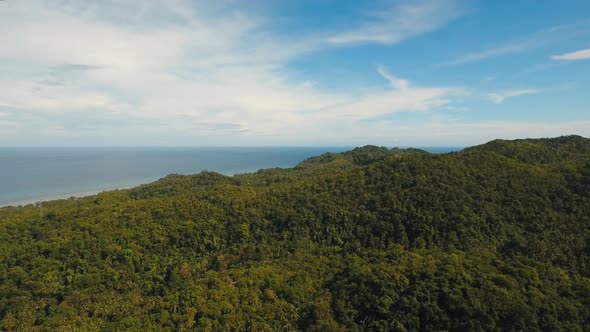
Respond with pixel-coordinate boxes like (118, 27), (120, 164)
(1, 136), (590, 331)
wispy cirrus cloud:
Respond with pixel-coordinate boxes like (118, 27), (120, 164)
(551, 48), (590, 61)
(443, 25), (577, 66)
(325, 0), (464, 45)
(446, 43), (531, 66)
(487, 89), (540, 104)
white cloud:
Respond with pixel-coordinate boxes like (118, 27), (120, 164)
(551, 48), (590, 61)
(488, 89), (539, 104)
(0, 0), (584, 148)
(446, 43), (529, 66)
(0, 0), (466, 145)
(325, 0), (463, 45)
(377, 65), (410, 91)
(331, 86), (464, 121)
(0, 117), (20, 138)
(0, 80), (114, 112)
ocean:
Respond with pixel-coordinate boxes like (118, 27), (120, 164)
(0, 146), (462, 207)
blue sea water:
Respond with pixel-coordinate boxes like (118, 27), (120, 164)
(0, 146), (462, 207)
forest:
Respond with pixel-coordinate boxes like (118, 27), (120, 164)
(1, 135), (589, 331)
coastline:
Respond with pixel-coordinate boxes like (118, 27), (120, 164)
(0, 169), (258, 209)
(0, 147), (463, 209)
(0, 169), (256, 209)
(0, 185), (137, 208)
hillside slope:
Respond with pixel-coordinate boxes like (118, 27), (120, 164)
(1, 136), (589, 331)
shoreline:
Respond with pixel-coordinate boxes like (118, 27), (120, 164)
(0, 185), (138, 208)
(0, 170), (251, 209)
(0, 147), (464, 209)
(0, 170), (247, 209)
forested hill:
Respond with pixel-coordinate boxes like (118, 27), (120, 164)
(1, 136), (590, 331)
(464, 135), (590, 164)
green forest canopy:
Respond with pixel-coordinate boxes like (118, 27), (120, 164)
(1, 135), (590, 331)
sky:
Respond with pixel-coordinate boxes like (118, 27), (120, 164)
(0, 0), (589, 147)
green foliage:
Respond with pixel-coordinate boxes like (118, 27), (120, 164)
(1, 135), (590, 330)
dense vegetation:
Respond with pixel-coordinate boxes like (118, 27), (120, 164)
(1, 135), (590, 331)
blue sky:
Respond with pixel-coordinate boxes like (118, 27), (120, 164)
(0, 0), (589, 146)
